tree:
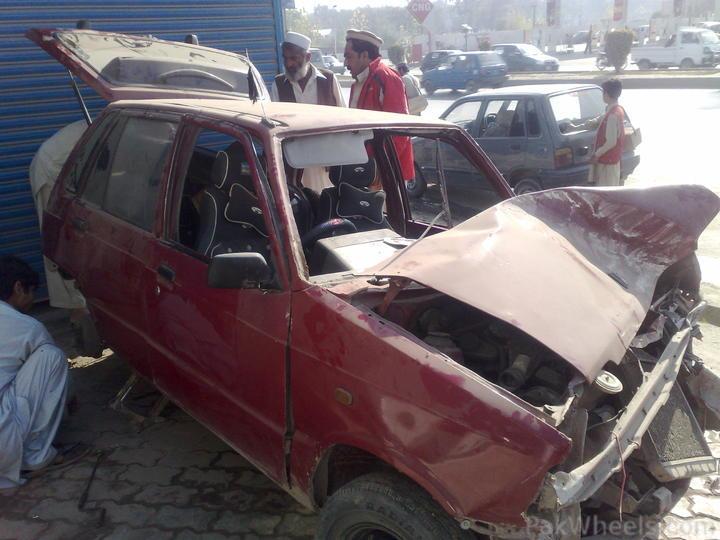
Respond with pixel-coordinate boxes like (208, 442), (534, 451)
(605, 29), (633, 73)
(285, 9), (320, 42)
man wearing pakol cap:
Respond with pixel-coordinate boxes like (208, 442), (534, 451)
(344, 29), (414, 183)
(272, 32), (345, 192)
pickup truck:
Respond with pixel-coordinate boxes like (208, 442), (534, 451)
(632, 27), (720, 69)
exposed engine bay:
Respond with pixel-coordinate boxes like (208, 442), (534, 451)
(341, 258), (719, 538)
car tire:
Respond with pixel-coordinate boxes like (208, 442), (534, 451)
(680, 58), (695, 69)
(407, 164), (428, 199)
(423, 82), (436, 96)
(637, 59), (652, 70)
(315, 472), (474, 540)
(465, 80), (479, 94)
(513, 178), (542, 195)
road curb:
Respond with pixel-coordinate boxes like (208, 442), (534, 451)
(337, 74), (720, 90)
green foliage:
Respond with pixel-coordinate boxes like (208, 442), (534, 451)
(285, 9), (320, 43)
(605, 30), (634, 73)
(477, 37), (491, 50)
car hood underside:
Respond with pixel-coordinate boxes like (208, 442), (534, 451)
(369, 185), (720, 381)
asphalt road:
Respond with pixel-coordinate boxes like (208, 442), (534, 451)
(341, 86), (720, 302)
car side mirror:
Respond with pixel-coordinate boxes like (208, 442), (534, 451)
(208, 253), (271, 289)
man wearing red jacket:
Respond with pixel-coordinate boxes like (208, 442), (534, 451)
(344, 29), (414, 182)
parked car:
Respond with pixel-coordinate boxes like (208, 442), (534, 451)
(492, 43), (560, 71)
(421, 51), (508, 95)
(309, 47), (324, 66)
(35, 27), (720, 540)
(322, 54), (346, 74)
(632, 27), (720, 69)
(412, 84), (640, 196)
(697, 21), (720, 35)
(420, 49), (461, 72)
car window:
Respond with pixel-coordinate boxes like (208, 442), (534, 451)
(681, 32), (699, 44)
(526, 99), (542, 137)
(81, 117), (126, 206)
(170, 127), (275, 273)
(410, 136), (503, 226)
(444, 100), (483, 132)
(102, 117), (177, 230)
(480, 99), (525, 138)
(65, 116), (112, 194)
(549, 88), (604, 132)
(478, 53), (503, 65)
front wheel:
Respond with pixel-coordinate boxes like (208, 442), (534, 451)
(316, 473), (474, 540)
(680, 58), (695, 69)
(465, 80), (479, 94)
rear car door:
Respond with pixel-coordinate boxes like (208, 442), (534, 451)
(475, 98), (527, 178)
(62, 110), (179, 378)
(145, 120), (291, 484)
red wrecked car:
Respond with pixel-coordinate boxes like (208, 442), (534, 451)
(35, 28), (720, 540)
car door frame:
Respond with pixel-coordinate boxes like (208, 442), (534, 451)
(147, 113), (294, 486)
(474, 96), (528, 182)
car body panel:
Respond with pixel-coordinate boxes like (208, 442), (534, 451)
(26, 28), (269, 102)
(367, 186), (720, 381)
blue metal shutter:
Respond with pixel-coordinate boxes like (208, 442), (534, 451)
(0, 0), (284, 300)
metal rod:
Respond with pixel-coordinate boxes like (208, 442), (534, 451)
(67, 70), (92, 126)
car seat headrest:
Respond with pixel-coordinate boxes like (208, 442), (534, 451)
(328, 159), (376, 189)
(211, 142), (252, 190)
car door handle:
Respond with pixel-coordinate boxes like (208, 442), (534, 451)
(157, 264), (176, 283)
(71, 217), (88, 232)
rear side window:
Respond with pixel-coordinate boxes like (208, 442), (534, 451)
(478, 53), (503, 65)
(102, 117), (177, 230)
(65, 116), (112, 193)
(480, 99), (525, 138)
(549, 89), (604, 131)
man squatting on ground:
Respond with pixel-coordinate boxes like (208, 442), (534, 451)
(0, 255), (69, 488)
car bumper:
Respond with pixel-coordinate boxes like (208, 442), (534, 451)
(538, 154), (640, 189)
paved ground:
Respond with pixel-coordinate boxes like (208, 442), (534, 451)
(0, 308), (718, 540)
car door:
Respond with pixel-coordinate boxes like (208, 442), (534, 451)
(522, 97), (551, 179)
(67, 110), (180, 378)
(475, 98), (528, 179)
(145, 120), (291, 484)
(447, 55), (468, 89)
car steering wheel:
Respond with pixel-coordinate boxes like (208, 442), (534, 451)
(301, 219), (357, 250)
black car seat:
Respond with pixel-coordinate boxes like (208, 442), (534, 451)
(196, 142), (269, 258)
(318, 159), (390, 232)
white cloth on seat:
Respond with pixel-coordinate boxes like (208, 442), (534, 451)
(29, 121), (87, 309)
(0, 301), (68, 488)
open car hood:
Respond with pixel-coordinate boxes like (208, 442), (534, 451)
(26, 28), (269, 102)
(370, 186), (719, 381)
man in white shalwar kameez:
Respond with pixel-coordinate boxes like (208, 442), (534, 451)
(29, 120), (87, 316)
(0, 255), (68, 489)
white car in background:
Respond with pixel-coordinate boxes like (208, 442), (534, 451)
(632, 27), (720, 69)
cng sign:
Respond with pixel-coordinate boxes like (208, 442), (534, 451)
(407, 0), (433, 24)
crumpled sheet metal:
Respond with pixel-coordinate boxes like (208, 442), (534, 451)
(371, 185), (720, 381)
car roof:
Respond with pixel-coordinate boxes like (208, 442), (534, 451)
(448, 51), (500, 57)
(493, 43), (536, 47)
(109, 99), (452, 135)
(459, 84), (598, 98)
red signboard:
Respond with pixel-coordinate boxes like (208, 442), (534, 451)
(613, 0), (626, 21)
(407, 0), (433, 24)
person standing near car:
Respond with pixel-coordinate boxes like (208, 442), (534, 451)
(29, 121), (89, 325)
(344, 29), (414, 183)
(271, 32), (345, 192)
(397, 63), (427, 116)
(589, 79), (625, 187)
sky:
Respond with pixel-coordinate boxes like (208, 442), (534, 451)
(293, 0), (410, 11)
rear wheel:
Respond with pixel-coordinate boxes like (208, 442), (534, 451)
(423, 82), (436, 96)
(316, 472), (474, 540)
(465, 80), (479, 94)
(513, 178), (542, 195)
(637, 59), (652, 70)
(680, 58), (695, 69)
(407, 164), (428, 199)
